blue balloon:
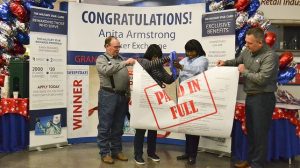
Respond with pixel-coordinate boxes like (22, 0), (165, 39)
(236, 24), (250, 49)
(47, 3), (54, 9)
(44, 0), (52, 4)
(24, 0), (42, 11)
(40, 1), (48, 8)
(169, 51), (178, 80)
(207, 0), (222, 2)
(0, 3), (13, 22)
(277, 67), (297, 84)
(40, 0), (54, 9)
(24, 2), (33, 11)
(16, 32), (30, 45)
(247, 0), (260, 17)
(26, 0), (41, 6)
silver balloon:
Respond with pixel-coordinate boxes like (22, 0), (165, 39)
(0, 34), (8, 49)
(0, 34), (13, 50)
(247, 10), (265, 27)
(209, 1), (224, 12)
(288, 61), (297, 68)
(15, 20), (28, 33)
(2, 53), (12, 61)
(236, 12), (249, 30)
(260, 19), (271, 31)
(0, 21), (13, 36)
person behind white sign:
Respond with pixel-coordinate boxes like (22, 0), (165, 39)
(96, 36), (135, 164)
(174, 39), (208, 165)
(134, 44), (177, 165)
(217, 27), (278, 168)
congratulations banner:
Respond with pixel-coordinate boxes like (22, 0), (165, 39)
(67, 3), (205, 65)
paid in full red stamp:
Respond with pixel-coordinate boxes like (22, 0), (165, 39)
(144, 72), (217, 130)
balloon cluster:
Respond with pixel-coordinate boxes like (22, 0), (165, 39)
(208, 0), (298, 86)
(0, 0), (56, 75)
(277, 51), (297, 85)
(208, 0), (298, 103)
(207, 0), (275, 54)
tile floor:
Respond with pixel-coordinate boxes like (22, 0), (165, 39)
(0, 142), (299, 168)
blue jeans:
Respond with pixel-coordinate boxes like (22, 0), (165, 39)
(97, 89), (128, 157)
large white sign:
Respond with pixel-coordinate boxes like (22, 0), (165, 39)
(131, 63), (239, 138)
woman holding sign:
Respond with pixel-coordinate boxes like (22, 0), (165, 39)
(134, 44), (177, 165)
(174, 39), (208, 165)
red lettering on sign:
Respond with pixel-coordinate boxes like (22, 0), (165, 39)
(73, 80), (83, 130)
(154, 90), (171, 105)
(170, 100), (198, 119)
